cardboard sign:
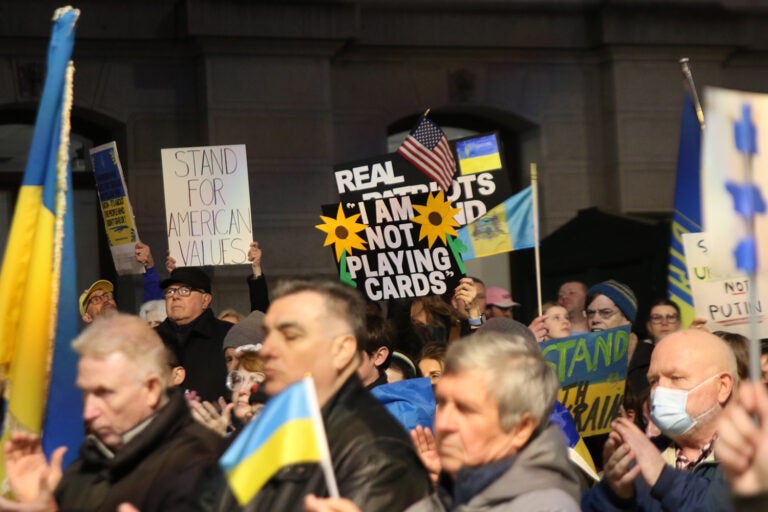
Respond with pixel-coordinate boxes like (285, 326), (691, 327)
(702, 86), (768, 275)
(539, 326), (630, 437)
(334, 132), (511, 226)
(89, 142), (144, 275)
(317, 192), (464, 300)
(682, 232), (768, 335)
(161, 145), (252, 266)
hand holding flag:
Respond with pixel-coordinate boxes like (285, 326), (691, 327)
(219, 376), (337, 505)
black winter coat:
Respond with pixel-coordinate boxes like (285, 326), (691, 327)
(55, 389), (225, 512)
(156, 308), (232, 403)
(207, 375), (432, 512)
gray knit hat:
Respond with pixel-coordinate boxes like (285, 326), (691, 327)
(477, 317), (538, 346)
(222, 311), (266, 351)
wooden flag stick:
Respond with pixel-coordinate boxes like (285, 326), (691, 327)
(531, 163), (543, 317)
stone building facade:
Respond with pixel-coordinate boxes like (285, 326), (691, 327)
(1, 0), (767, 315)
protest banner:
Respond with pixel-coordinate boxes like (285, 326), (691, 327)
(682, 232), (768, 335)
(317, 191), (464, 301)
(539, 326), (630, 437)
(89, 142), (144, 275)
(161, 144), (252, 267)
(702, 87), (768, 275)
(334, 132), (511, 227)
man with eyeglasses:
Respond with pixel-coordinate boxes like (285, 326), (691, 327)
(79, 279), (118, 323)
(156, 267), (232, 403)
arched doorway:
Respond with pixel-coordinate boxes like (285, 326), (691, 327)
(0, 106), (128, 313)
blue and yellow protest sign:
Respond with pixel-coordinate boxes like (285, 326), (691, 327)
(539, 326), (629, 437)
(89, 142), (144, 275)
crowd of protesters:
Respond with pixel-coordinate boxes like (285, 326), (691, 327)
(3, 240), (768, 512)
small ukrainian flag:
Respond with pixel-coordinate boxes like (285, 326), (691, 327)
(219, 377), (332, 505)
(456, 133), (502, 175)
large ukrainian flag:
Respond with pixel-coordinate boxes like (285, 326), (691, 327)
(667, 94), (702, 327)
(220, 377), (332, 505)
(0, 6), (83, 468)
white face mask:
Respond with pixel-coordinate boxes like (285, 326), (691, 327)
(650, 374), (719, 437)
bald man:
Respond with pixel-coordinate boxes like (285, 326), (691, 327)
(582, 329), (736, 511)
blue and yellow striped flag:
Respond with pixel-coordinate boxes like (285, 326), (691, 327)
(455, 133), (502, 175)
(667, 94), (702, 327)
(457, 186), (535, 260)
(219, 377), (333, 505)
(0, 6), (83, 468)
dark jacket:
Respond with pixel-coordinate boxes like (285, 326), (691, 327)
(211, 375), (432, 512)
(55, 389), (224, 512)
(581, 459), (732, 512)
(247, 274), (269, 313)
(156, 308), (232, 402)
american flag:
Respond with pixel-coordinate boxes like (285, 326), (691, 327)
(397, 115), (456, 190)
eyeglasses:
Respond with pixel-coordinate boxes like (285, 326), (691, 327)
(87, 291), (113, 307)
(649, 314), (680, 325)
(164, 286), (204, 298)
(226, 370), (265, 391)
(586, 308), (618, 320)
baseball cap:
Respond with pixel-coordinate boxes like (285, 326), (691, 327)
(485, 287), (520, 308)
(79, 280), (114, 316)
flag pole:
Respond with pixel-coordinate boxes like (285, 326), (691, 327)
(305, 377), (340, 498)
(679, 58), (705, 130)
(530, 163), (543, 317)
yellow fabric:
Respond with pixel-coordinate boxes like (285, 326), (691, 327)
(226, 418), (322, 505)
(459, 153), (502, 175)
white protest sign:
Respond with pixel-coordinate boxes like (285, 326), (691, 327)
(161, 144), (252, 267)
(702, 87), (768, 275)
(682, 232), (768, 336)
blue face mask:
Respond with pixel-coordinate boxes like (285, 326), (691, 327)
(650, 374), (719, 437)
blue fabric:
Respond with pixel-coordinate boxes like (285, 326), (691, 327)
(38, 7), (83, 466)
(581, 461), (732, 512)
(371, 377), (435, 432)
(667, 93), (702, 316)
(143, 266), (164, 301)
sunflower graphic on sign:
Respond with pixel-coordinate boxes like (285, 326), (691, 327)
(411, 190), (461, 247)
(315, 203), (368, 261)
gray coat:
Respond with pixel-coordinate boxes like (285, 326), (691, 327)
(406, 423), (581, 512)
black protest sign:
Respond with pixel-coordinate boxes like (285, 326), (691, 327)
(333, 132), (511, 227)
(317, 191), (465, 300)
